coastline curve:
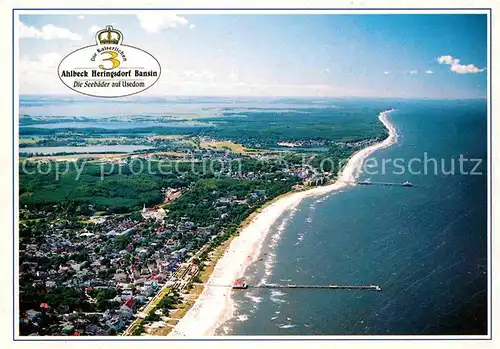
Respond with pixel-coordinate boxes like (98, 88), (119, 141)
(169, 109), (398, 337)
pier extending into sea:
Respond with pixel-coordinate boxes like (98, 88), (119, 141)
(250, 284), (381, 291)
(354, 180), (414, 187)
(194, 283), (382, 292)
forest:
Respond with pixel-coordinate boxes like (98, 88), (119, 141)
(19, 156), (296, 214)
(20, 104), (388, 147)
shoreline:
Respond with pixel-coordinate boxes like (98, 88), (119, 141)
(168, 109), (398, 337)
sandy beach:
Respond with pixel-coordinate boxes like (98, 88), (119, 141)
(169, 109), (398, 337)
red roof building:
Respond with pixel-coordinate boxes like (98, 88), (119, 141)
(232, 280), (248, 289)
(122, 297), (135, 309)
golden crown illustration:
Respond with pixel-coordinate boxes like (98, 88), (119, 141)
(95, 25), (123, 45)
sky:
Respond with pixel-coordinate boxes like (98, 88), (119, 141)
(17, 13), (488, 99)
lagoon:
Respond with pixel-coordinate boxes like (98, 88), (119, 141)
(19, 145), (154, 155)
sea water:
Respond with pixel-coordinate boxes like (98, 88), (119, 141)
(221, 100), (488, 335)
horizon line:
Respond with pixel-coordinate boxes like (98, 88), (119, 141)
(18, 94), (488, 101)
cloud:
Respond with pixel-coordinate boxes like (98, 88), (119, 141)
(425, 70), (433, 74)
(437, 55), (485, 74)
(229, 72), (239, 82)
(77, 15), (85, 20)
(136, 13), (190, 33)
(383, 71), (390, 75)
(437, 55), (458, 65)
(148, 68), (340, 97)
(88, 25), (101, 35)
(189, 24), (195, 29)
(19, 20), (82, 40)
(19, 52), (62, 74)
(183, 70), (216, 82)
(19, 52), (66, 94)
(409, 70), (418, 75)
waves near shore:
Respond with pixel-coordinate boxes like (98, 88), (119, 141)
(169, 109), (398, 337)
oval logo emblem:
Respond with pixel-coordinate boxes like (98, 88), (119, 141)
(58, 25), (161, 98)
